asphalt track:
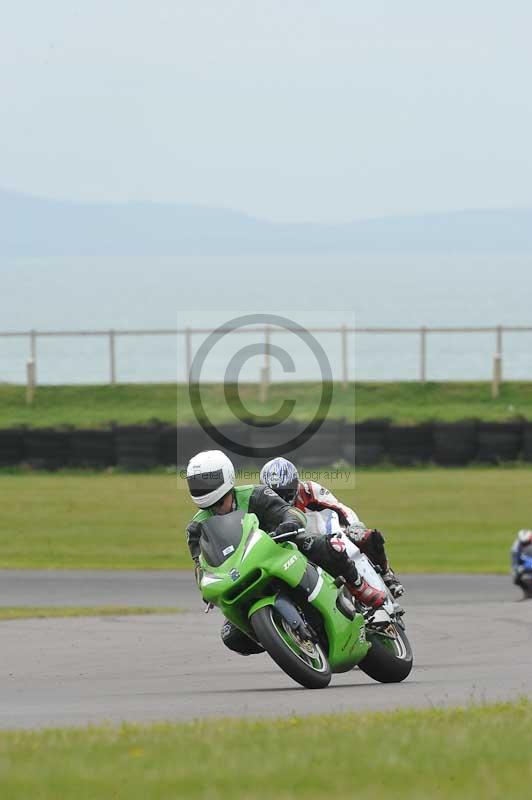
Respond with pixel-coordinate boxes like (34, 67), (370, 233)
(0, 571), (530, 730)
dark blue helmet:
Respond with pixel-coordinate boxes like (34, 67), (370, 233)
(260, 457), (299, 504)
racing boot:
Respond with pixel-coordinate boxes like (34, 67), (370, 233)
(221, 620), (265, 656)
(382, 568), (405, 599)
(301, 533), (386, 610)
(346, 575), (386, 608)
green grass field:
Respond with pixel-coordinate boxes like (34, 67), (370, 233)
(2, 381), (532, 428)
(2, 468), (529, 571)
(1, 700), (531, 799)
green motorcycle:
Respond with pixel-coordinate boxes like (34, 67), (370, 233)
(199, 510), (413, 689)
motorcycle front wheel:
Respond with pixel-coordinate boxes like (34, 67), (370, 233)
(251, 606), (331, 689)
(358, 623), (413, 683)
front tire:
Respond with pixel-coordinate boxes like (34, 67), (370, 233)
(251, 606), (331, 689)
(358, 623), (413, 683)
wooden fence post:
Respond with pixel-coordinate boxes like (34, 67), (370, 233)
(341, 324), (348, 388)
(109, 330), (116, 385)
(30, 329), (37, 384)
(420, 327), (427, 382)
(185, 328), (192, 382)
(492, 354), (502, 398)
(496, 325), (503, 382)
(26, 359), (36, 405)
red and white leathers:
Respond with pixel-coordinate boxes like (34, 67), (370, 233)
(295, 480), (360, 526)
(294, 480), (390, 574)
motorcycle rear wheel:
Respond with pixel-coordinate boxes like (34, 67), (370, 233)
(251, 606), (331, 689)
(358, 623), (413, 683)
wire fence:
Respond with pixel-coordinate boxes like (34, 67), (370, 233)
(2, 325), (532, 394)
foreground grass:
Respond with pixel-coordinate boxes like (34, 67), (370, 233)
(0, 606), (181, 621)
(2, 381), (532, 427)
(1, 468), (530, 571)
(1, 701), (531, 800)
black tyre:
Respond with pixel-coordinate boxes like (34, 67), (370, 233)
(358, 624), (413, 683)
(251, 606), (331, 689)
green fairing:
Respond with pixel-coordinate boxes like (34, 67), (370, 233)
(199, 512), (370, 674)
(305, 568), (369, 672)
(247, 595), (278, 617)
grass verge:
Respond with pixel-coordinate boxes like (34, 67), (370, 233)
(0, 606), (181, 621)
(1, 700), (531, 799)
(2, 381), (532, 427)
(1, 468), (530, 571)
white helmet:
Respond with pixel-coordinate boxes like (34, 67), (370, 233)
(186, 450), (235, 508)
(518, 529), (532, 545)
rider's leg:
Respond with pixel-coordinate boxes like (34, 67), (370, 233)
(347, 526), (405, 598)
(295, 531), (385, 608)
(220, 619), (265, 655)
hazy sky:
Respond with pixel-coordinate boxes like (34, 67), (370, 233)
(2, 1), (531, 222)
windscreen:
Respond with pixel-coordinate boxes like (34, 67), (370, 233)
(199, 510), (246, 567)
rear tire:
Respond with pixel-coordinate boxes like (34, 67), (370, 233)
(251, 606), (331, 689)
(358, 624), (413, 683)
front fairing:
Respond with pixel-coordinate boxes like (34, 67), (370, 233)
(518, 544), (532, 572)
(198, 511), (370, 671)
(199, 512), (307, 634)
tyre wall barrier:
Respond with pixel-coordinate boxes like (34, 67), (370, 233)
(386, 424), (433, 466)
(114, 426), (162, 470)
(522, 424), (532, 463)
(247, 422), (303, 461)
(349, 420), (390, 466)
(160, 426), (178, 466)
(70, 430), (115, 468)
(0, 420), (529, 470)
(175, 424), (253, 469)
(283, 420), (343, 467)
(432, 422), (478, 466)
(24, 429), (71, 470)
(0, 429), (25, 467)
(475, 422), (523, 464)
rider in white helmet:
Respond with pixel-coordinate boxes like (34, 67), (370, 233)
(185, 450), (386, 656)
(260, 456), (404, 598)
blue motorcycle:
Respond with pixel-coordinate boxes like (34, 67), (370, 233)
(512, 541), (532, 598)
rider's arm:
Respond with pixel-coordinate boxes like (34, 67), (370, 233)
(249, 485), (306, 533)
(186, 520), (203, 563)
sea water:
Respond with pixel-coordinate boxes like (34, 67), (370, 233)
(1, 254), (531, 384)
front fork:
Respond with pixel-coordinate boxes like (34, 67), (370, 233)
(248, 593), (315, 642)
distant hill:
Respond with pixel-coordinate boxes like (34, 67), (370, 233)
(1, 188), (531, 255)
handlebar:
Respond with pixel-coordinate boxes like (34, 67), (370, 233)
(270, 527), (306, 541)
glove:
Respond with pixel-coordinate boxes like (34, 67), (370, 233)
(273, 520), (300, 538)
(346, 524), (369, 544)
(346, 525), (385, 547)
